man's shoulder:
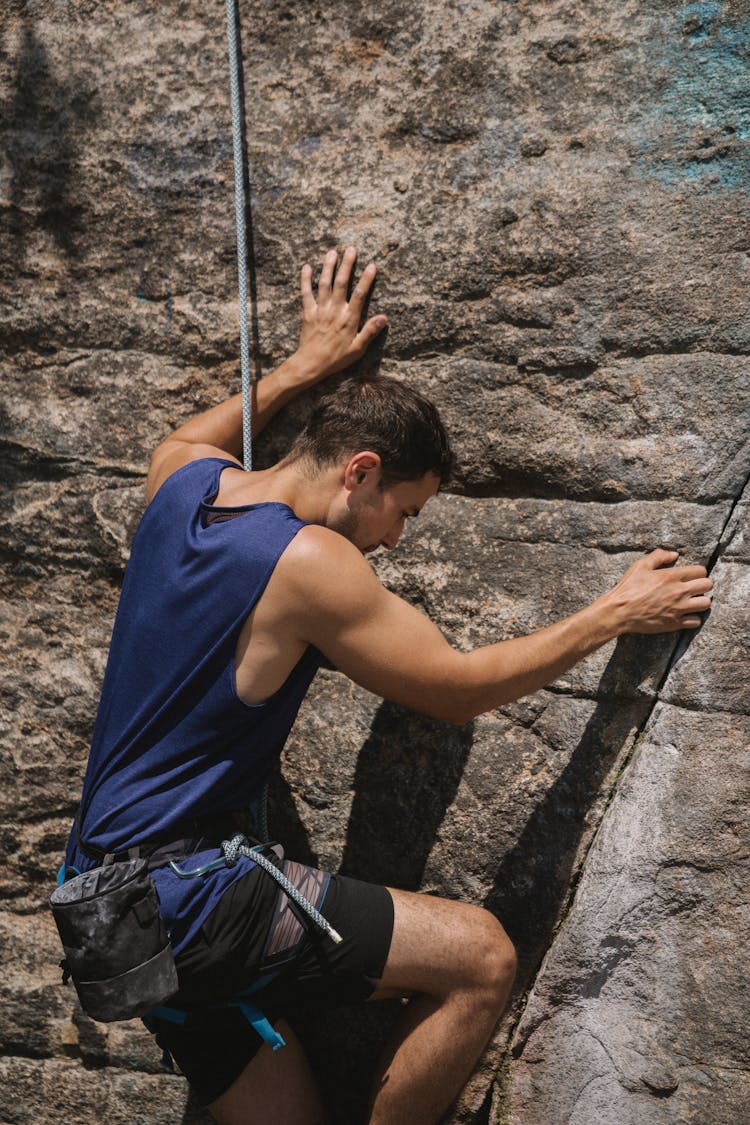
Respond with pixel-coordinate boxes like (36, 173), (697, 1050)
(146, 442), (241, 503)
(144, 452), (235, 509)
(277, 525), (381, 620)
(283, 523), (365, 573)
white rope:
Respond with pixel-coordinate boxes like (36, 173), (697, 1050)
(222, 834), (344, 945)
(225, 0), (253, 471)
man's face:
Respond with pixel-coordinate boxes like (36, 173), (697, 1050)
(330, 472), (440, 554)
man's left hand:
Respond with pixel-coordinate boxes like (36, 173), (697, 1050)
(295, 246), (388, 379)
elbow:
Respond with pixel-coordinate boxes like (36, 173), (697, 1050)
(439, 710), (474, 726)
(427, 703), (477, 726)
(420, 688), (480, 726)
(442, 701), (479, 726)
(417, 654), (483, 725)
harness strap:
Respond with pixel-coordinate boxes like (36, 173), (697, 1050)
(75, 812), (141, 865)
(146, 972), (288, 1054)
(238, 1001), (286, 1051)
(73, 806), (259, 868)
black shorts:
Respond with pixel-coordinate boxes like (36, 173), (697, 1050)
(146, 859), (394, 1106)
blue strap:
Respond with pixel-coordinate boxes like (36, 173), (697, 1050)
(57, 863), (80, 886)
(237, 971), (280, 997)
(145, 987), (285, 1052)
(238, 1001), (286, 1051)
(147, 1005), (188, 1026)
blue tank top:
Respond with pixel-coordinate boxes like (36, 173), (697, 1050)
(65, 458), (321, 953)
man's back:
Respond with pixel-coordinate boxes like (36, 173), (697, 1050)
(75, 457), (320, 849)
(67, 456), (323, 953)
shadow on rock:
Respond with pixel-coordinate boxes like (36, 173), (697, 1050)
(339, 700), (475, 887)
(483, 635), (659, 985)
(280, 703), (473, 1125)
(268, 768), (320, 867)
(3, 10), (98, 267)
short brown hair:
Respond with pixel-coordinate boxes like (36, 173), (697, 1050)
(288, 376), (454, 486)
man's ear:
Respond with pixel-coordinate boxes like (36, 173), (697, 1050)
(344, 451), (382, 492)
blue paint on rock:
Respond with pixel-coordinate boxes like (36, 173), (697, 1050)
(634, 1), (750, 191)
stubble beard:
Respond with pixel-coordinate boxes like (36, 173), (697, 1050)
(329, 505), (374, 554)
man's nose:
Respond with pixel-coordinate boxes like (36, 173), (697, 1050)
(380, 529), (401, 551)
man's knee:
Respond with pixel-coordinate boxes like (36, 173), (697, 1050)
(464, 906), (517, 1003)
(380, 889), (516, 1005)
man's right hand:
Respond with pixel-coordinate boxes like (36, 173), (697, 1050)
(599, 548), (713, 635)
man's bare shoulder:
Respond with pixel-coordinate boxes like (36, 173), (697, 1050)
(277, 524), (383, 621)
(147, 441), (242, 501)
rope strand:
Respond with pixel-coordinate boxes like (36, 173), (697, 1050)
(222, 834), (343, 945)
(225, 0), (253, 471)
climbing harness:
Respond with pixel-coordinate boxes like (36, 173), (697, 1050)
(225, 0), (253, 471)
(143, 830), (343, 1062)
(53, 810), (341, 1053)
(166, 833), (342, 947)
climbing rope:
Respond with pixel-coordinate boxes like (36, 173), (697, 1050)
(225, 0), (253, 471)
(222, 834), (344, 945)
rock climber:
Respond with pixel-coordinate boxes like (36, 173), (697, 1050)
(63, 247), (713, 1125)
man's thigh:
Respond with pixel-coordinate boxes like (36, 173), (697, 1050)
(370, 887), (515, 1000)
(207, 1018), (324, 1125)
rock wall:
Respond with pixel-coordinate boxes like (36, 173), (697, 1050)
(2, 1), (749, 1122)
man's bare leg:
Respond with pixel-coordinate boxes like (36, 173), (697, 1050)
(207, 1019), (325, 1125)
(206, 888), (514, 1125)
(366, 889), (517, 1125)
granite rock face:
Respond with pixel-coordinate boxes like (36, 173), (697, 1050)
(2, 1), (749, 1123)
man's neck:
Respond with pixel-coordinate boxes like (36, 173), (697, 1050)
(216, 459), (339, 526)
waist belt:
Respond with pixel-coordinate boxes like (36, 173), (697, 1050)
(74, 807), (256, 870)
(74, 813), (343, 946)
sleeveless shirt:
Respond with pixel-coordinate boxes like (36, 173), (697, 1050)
(65, 458), (321, 953)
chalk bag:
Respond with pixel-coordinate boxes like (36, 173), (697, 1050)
(50, 859), (178, 1022)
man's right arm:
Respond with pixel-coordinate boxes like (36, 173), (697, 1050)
(280, 528), (713, 724)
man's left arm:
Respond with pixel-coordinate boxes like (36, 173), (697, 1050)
(146, 247), (386, 500)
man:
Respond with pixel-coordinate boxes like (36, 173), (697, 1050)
(65, 247), (713, 1125)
